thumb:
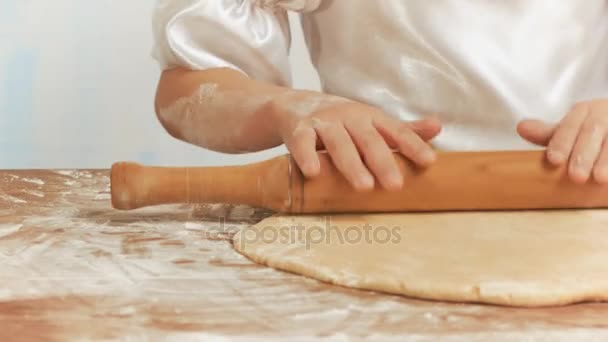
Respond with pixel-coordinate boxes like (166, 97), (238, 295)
(517, 119), (556, 146)
(406, 117), (443, 141)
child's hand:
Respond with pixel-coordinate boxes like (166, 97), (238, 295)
(274, 98), (442, 191)
(518, 99), (608, 184)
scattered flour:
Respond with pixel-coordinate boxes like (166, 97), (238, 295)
(292, 308), (350, 321)
(21, 189), (45, 198)
(0, 194), (27, 204)
(95, 193), (111, 200)
(0, 223), (23, 238)
(21, 177), (45, 185)
(55, 170), (93, 179)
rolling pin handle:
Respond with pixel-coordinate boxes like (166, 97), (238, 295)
(111, 162), (143, 210)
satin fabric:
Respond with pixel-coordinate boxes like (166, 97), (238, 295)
(152, 0), (608, 150)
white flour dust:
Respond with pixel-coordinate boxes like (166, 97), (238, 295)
(55, 170), (93, 179)
(158, 83), (272, 152)
(274, 91), (351, 118)
(0, 223), (23, 238)
(158, 83), (352, 153)
(0, 194), (27, 204)
(20, 177), (45, 185)
(21, 189), (45, 198)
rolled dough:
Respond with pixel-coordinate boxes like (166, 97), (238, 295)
(233, 211), (608, 307)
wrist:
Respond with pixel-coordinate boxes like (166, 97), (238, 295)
(269, 89), (351, 132)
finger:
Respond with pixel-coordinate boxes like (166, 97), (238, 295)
(375, 117), (441, 149)
(547, 103), (589, 165)
(569, 119), (605, 183)
(377, 120), (436, 167)
(406, 117), (443, 141)
(284, 123), (321, 178)
(314, 119), (375, 191)
(593, 138), (608, 184)
(344, 121), (403, 191)
(517, 119), (556, 146)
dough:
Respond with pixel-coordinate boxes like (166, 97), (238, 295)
(233, 211), (608, 307)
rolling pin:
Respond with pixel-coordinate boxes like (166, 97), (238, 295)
(111, 150), (608, 213)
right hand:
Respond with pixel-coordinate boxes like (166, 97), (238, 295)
(274, 96), (442, 191)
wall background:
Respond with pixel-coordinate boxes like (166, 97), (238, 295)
(0, 0), (320, 169)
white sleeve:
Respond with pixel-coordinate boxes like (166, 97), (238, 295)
(151, 0), (321, 86)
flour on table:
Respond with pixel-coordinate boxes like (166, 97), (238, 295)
(0, 194), (27, 204)
(20, 177), (45, 185)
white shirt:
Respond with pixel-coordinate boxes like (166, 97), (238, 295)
(151, 0), (608, 150)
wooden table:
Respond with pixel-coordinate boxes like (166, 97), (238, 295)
(1, 170), (608, 341)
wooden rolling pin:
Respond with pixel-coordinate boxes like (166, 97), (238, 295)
(111, 150), (608, 213)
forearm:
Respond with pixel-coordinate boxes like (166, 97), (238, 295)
(155, 67), (283, 153)
(154, 67), (345, 153)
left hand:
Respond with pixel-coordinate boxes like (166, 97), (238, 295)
(518, 99), (608, 184)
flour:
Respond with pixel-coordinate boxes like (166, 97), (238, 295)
(94, 193), (111, 200)
(275, 91), (350, 118)
(0, 288), (12, 300)
(21, 189), (45, 198)
(20, 177), (45, 185)
(423, 312), (440, 323)
(310, 117), (331, 130)
(230, 206), (256, 220)
(0, 223), (23, 238)
(0, 194), (27, 204)
(117, 306), (137, 316)
(55, 170), (92, 179)
(162, 333), (234, 342)
(196, 83), (219, 103)
(158, 83), (272, 152)
(158, 84), (352, 153)
(292, 308), (350, 320)
(56, 170), (77, 177)
(182, 222), (204, 230)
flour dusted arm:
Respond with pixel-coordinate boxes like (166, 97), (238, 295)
(151, 0), (440, 191)
(152, 0), (321, 153)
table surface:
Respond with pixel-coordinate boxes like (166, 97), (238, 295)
(1, 169), (608, 341)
